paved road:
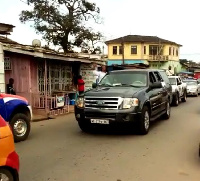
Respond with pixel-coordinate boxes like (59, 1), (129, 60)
(16, 96), (200, 181)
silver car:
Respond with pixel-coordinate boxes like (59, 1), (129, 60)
(183, 80), (199, 96)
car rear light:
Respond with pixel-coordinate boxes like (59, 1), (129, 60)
(0, 115), (7, 127)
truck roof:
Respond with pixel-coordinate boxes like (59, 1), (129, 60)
(110, 69), (166, 73)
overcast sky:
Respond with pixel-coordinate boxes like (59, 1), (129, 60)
(1, 0), (200, 61)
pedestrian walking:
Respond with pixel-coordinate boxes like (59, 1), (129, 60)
(77, 75), (85, 95)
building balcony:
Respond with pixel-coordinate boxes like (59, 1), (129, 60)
(148, 55), (169, 61)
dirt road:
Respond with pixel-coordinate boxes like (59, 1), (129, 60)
(16, 96), (200, 181)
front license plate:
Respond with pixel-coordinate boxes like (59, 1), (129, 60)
(91, 119), (109, 124)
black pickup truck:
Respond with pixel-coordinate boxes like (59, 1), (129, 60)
(75, 69), (171, 135)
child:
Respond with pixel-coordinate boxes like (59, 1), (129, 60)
(77, 75), (85, 95)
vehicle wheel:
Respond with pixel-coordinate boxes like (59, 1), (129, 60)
(199, 143), (200, 157)
(163, 101), (171, 120)
(78, 121), (92, 133)
(10, 113), (31, 142)
(0, 168), (14, 181)
(173, 93), (179, 106)
(181, 91), (187, 102)
(138, 106), (150, 135)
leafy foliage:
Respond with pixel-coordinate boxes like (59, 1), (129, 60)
(20, 0), (103, 53)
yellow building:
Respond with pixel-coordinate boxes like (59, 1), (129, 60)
(105, 35), (182, 74)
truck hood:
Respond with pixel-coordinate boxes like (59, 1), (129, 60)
(0, 93), (28, 104)
(85, 86), (145, 97)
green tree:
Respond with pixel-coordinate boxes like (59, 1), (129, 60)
(20, 0), (103, 53)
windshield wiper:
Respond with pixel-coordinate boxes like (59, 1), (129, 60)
(98, 83), (113, 87)
(115, 83), (141, 87)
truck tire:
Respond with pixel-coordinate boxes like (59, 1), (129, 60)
(163, 101), (171, 120)
(78, 121), (91, 133)
(181, 90), (187, 102)
(199, 143), (200, 157)
(10, 113), (31, 142)
(173, 93), (179, 106)
(0, 168), (14, 181)
(138, 106), (150, 135)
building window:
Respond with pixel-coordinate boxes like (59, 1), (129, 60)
(176, 48), (179, 56)
(149, 45), (159, 55)
(119, 46), (123, 54)
(169, 47), (171, 55)
(113, 46), (117, 55)
(144, 46), (146, 55)
(4, 57), (11, 70)
(131, 46), (137, 54)
(173, 47), (175, 56)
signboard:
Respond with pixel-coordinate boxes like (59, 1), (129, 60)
(57, 96), (65, 107)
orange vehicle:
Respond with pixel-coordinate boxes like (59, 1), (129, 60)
(0, 115), (19, 181)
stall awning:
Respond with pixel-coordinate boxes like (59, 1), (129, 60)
(107, 60), (149, 66)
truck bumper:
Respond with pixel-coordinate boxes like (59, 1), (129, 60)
(75, 106), (141, 125)
(187, 90), (197, 95)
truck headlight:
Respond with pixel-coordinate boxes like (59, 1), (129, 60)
(122, 98), (139, 109)
(76, 97), (84, 108)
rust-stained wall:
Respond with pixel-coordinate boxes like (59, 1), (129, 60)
(4, 52), (38, 105)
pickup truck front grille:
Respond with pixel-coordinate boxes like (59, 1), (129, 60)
(84, 97), (123, 110)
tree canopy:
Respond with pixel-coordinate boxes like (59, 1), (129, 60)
(20, 0), (103, 53)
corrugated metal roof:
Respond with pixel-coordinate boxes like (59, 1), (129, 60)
(0, 36), (18, 44)
(105, 35), (182, 46)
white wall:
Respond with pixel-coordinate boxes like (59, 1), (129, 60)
(0, 43), (5, 93)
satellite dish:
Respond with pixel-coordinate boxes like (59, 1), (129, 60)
(32, 39), (41, 47)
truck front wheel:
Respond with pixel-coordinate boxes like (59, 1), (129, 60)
(173, 93), (179, 106)
(138, 106), (150, 135)
(78, 121), (92, 133)
(10, 113), (31, 142)
(0, 168), (14, 181)
(181, 91), (187, 102)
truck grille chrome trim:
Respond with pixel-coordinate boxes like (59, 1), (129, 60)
(84, 97), (123, 110)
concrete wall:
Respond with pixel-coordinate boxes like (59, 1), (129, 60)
(4, 51), (38, 104)
(149, 61), (187, 74)
(107, 42), (180, 61)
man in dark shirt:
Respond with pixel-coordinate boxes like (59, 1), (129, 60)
(6, 78), (16, 95)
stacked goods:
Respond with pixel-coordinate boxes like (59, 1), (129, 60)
(80, 64), (96, 90)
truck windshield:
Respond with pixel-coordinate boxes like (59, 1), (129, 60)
(99, 72), (147, 87)
(169, 78), (176, 85)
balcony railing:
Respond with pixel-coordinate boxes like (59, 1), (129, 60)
(148, 55), (169, 61)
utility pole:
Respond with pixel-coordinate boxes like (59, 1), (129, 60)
(121, 37), (125, 64)
(158, 38), (163, 69)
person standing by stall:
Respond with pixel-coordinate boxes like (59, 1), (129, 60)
(93, 64), (107, 84)
(77, 75), (85, 95)
(6, 78), (16, 95)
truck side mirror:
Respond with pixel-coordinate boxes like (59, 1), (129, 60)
(150, 82), (162, 89)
